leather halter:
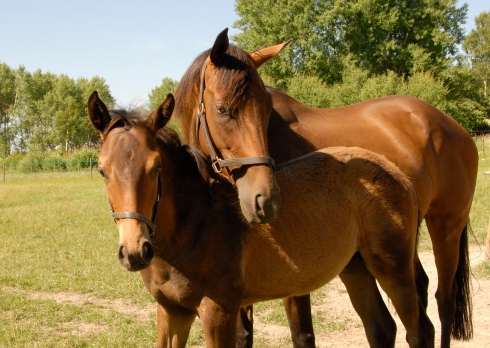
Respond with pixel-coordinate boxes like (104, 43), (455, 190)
(195, 60), (275, 173)
(108, 175), (162, 237)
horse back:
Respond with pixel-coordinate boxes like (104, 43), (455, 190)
(267, 88), (478, 215)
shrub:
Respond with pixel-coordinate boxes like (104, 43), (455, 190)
(67, 147), (99, 170)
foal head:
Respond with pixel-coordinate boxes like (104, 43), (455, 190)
(88, 91), (174, 271)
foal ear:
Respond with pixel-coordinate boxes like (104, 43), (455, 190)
(210, 28), (229, 66)
(149, 93), (175, 132)
(88, 91), (111, 133)
(249, 39), (292, 69)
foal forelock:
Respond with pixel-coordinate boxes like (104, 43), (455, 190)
(101, 109), (152, 139)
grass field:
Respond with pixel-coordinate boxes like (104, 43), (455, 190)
(1, 136), (490, 347)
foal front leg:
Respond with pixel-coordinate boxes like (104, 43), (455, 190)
(156, 304), (196, 348)
(198, 297), (239, 348)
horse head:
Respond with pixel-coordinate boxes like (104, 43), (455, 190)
(175, 28), (290, 224)
(88, 91), (174, 271)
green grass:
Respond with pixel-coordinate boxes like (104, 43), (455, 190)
(1, 136), (490, 346)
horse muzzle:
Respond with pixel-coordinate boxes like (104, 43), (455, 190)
(116, 220), (155, 271)
(118, 241), (154, 271)
(235, 166), (281, 224)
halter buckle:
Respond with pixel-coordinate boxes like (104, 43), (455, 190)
(212, 159), (223, 173)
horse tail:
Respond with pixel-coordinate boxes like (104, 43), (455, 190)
(452, 223), (473, 340)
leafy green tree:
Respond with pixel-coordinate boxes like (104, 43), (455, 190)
(339, 0), (467, 77)
(0, 63), (16, 156)
(233, 0), (467, 87)
(148, 78), (178, 110)
(77, 76), (114, 146)
(16, 69), (58, 153)
(463, 11), (490, 116)
(233, 0), (343, 88)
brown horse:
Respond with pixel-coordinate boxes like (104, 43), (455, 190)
(173, 28), (280, 225)
(265, 88), (478, 348)
(88, 92), (434, 348)
(176, 35), (478, 348)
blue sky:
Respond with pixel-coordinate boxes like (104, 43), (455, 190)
(0, 1), (488, 106)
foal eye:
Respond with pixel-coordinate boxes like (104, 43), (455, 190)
(98, 168), (106, 178)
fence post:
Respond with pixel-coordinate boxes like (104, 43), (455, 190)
(90, 158), (93, 179)
(3, 162), (5, 183)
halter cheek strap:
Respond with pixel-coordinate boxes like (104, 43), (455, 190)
(195, 60), (275, 174)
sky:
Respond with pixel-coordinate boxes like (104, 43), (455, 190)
(0, 0), (488, 106)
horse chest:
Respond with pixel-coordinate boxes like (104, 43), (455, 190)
(142, 258), (204, 310)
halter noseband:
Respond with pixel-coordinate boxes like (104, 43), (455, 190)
(195, 60), (275, 173)
(108, 174), (162, 237)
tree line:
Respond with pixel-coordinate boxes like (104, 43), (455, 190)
(0, 64), (113, 159)
(2, 0), (490, 163)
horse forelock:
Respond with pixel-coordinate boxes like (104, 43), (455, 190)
(101, 108), (151, 138)
(174, 45), (253, 128)
(213, 46), (252, 107)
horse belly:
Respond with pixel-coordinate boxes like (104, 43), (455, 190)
(239, 224), (358, 306)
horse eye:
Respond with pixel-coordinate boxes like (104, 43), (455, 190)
(216, 105), (230, 117)
(98, 168), (106, 178)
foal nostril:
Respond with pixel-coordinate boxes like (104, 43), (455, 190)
(142, 241), (154, 263)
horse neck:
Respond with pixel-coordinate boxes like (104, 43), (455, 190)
(152, 147), (244, 258)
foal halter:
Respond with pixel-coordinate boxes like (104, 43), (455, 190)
(195, 60), (275, 173)
(108, 175), (162, 237)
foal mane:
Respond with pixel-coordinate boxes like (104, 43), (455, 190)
(174, 45), (254, 132)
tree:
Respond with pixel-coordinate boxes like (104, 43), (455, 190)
(463, 11), (490, 116)
(0, 63), (16, 156)
(148, 78), (178, 110)
(339, 0), (467, 77)
(233, 0), (468, 87)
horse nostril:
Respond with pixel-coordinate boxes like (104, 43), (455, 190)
(118, 245), (130, 268)
(142, 241), (154, 263)
(255, 194), (278, 223)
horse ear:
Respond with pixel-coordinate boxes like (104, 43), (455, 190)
(249, 39), (292, 69)
(210, 28), (229, 66)
(149, 93), (175, 132)
(88, 91), (111, 133)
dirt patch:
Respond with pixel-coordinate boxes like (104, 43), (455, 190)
(2, 286), (154, 324)
(273, 245), (490, 347)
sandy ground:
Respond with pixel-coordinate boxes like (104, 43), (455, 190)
(252, 245), (490, 347)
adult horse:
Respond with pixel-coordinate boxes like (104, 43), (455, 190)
(88, 92), (434, 348)
(172, 28), (280, 225)
(174, 31), (478, 348)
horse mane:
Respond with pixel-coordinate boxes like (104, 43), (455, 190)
(174, 45), (254, 132)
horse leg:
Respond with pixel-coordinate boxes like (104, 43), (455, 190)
(236, 306), (253, 348)
(364, 250), (435, 348)
(156, 304), (196, 348)
(339, 252), (397, 347)
(414, 253), (429, 310)
(282, 294), (315, 348)
(198, 297), (239, 348)
(425, 214), (473, 348)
